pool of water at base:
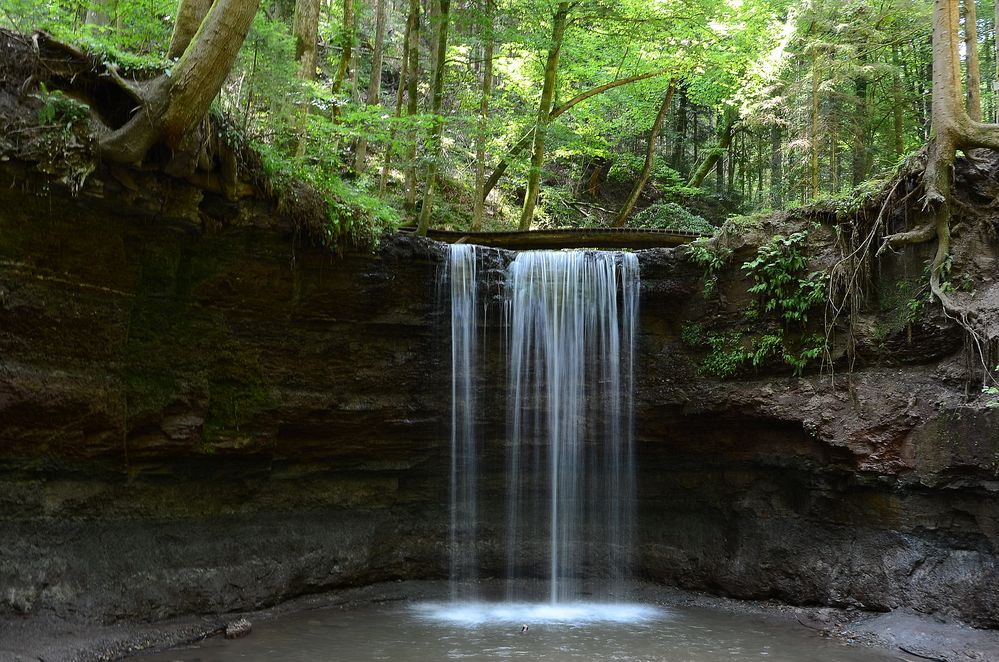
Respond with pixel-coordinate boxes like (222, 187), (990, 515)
(140, 600), (898, 662)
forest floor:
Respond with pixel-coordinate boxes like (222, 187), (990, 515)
(2, 581), (999, 661)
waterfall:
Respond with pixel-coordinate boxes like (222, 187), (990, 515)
(444, 245), (640, 605)
(448, 244), (479, 600)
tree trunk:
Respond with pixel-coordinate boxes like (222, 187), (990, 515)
(613, 81), (675, 227)
(852, 52), (869, 186)
(332, 0), (355, 96)
(965, 0), (982, 120)
(354, 0), (388, 171)
(293, 0), (322, 80)
(480, 69), (665, 203)
(471, 0), (494, 231)
(686, 109), (736, 188)
(880, 0), (999, 317)
(100, 0), (260, 172)
(403, 0), (421, 211)
(671, 86), (688, 172)
(378, 11), (411, 198)
(892, 46), (906, 156)
(995, 0), (999, 121)
(518, 1), (569, 230)
(810, 53), (820, 197)
(770, 124), (782, 207)
(168, 0), (213, 59)
(415, 0), (451, 235)
(292, 0), (322, 155)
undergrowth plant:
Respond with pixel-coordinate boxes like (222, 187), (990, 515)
(689, 229), (829, 378)
(687, 238), (732, 296)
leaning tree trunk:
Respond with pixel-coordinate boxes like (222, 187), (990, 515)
(518, 1), (569, 231)
(471, 0), (495, 231)
(613, 80), (675, 227)
(168, 0), (213, 59)
(100, 0), (260, 173)
(415, 0), (451, 235)
(686, 109), (736, 188)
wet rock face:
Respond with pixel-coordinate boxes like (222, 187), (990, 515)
(1, 163), (998, 628)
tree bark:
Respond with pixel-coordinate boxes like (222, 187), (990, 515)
(415, 0), (451, 235)
(518, 1), (569, 230)
(168, 0), (213, 59)
(964, 0), (982, 120)
(354, 0), (388, 171)
(613, 80), (675, 227)
(471, 0), (495, 230)
(292, 0), (321, 155)
(100, 0), (260, 172)
(686, 109), (736, 188)
(293, 0), (322, 80)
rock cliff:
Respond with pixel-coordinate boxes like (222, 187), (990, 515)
(1, 155), (998, 631)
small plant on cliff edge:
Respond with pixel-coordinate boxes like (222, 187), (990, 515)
(742, 230), (828, 327)
(737, 229), (828, 375)
(687, 238), (732, 297)
(983, 365), (999, 409)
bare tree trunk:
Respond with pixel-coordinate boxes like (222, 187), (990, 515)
(292, 0), (322, 155)
(471, 0), (494, 230)
(378, 12), (411, 198)
(613, 81), (675, 227)
(518, 1), (569, 230)
(100, 0), (260, 172)
(965, 0), (982, 120)
(168, 0), (212, 59)
(415, 0), (451, 235)
(354, 0), (388, 171)
(293, 0), (322, 79)
(995, 0), (999, 121)
(403, 0), (421, 211)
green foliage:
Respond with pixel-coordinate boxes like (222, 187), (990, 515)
(742, 230), (828, 327)
(687, 238), (732, 296)
(632, 202), (714, 234)
(33, 83), (90, 127)
(702, 331), (749, 378)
